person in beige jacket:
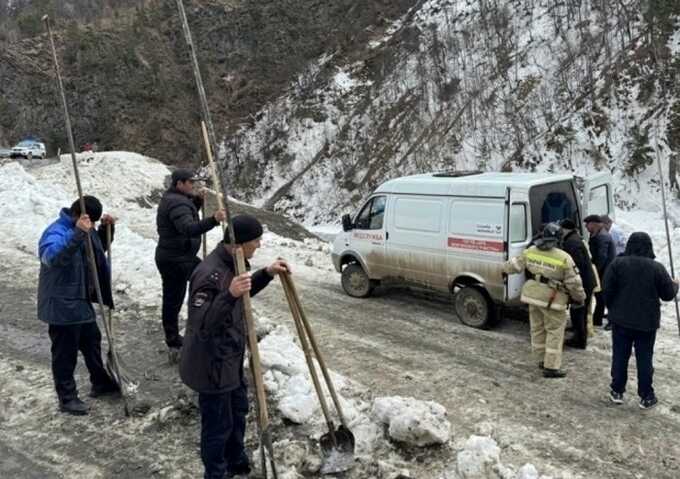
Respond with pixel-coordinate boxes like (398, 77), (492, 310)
(504, 223), (586, 377)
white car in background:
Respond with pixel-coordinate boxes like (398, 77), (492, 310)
(10, 140), (47, 159)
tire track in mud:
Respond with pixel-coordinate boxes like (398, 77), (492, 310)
(256, 274), (680, 479)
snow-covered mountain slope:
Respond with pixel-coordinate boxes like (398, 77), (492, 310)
(223, 0), (680, 224)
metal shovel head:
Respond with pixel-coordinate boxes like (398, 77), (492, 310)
(319, 425), (355, 474)
(106, 349), (138, 396)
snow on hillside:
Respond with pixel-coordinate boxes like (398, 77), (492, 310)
(224, 0), (680, 226)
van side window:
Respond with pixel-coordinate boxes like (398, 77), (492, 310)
(510, 204), (527, 243)
(355, 196), (386, 230)
(588, 184), (610, 216)
(394, 198), (442, 232)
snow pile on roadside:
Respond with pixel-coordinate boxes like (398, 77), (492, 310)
(258, 325), (379, 449)
(0, 153), (337, 311)
(373, 396), (451, 446)
(0, 162), (65, 257)
(440, 436), (551, 479)
(253, 323), (571, 479)
(0, 157), (162, 307)
(36, 151), (170, 240)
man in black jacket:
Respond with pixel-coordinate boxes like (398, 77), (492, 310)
(604, 232), (678, 409)
(155, 169), (225, 356)
(560, 219), (596, 349)
(180, 214), (289, 479)
(584, 215), (616, 329)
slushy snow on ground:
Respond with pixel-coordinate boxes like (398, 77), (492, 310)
(4, 151), (680, 477)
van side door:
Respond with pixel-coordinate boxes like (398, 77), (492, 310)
(504, 188), (531, 301)
(350, 195), (388, 279)
(582, 172), (614, 219)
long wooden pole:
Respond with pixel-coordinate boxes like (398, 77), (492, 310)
(280, 274), (338, 446)
(175, 2), (277, 475)
(43, 15), (131, 414)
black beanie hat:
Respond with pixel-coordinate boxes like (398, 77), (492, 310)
(559, 218), (576, 230)
(224, 214), (264, 244)
(70, 195), (103, 222)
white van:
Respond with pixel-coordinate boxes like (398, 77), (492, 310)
(331, 171), (614, 328)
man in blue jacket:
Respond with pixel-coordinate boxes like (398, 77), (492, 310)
(38, 196), (119, 415)
(604, 232), (678, 409)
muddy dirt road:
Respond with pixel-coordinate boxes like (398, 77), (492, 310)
(3, 243), (680, 479)
(255, 273), (680, 479)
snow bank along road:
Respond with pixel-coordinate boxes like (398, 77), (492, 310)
(2, 153), (680, 478)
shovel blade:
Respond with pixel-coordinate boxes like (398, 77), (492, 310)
(106, 349), (137, 395)
(319, 426), (355, 474)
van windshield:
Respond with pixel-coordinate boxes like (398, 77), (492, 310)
(529, 181), (578, 236)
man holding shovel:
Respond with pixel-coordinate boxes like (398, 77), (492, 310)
(37, 196), (120, 415)
(155, 168), (226, 360)
(180, 214), (289, 479)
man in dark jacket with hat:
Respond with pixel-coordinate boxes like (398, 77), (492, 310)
(38, 196), (120, 415)
(560, 219), (596, 349)
(604, 232), (678, 409)
(180, 214), (289, 479)
(155, 168), (226, 357)
(584, 214), (616, 329)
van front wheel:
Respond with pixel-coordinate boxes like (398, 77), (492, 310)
(341, 264), (374, 298)
(454, 286), (494, 329)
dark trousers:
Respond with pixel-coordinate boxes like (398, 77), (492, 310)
(569, 294), (591, 347)
(593, 291), (606, 326)
(199, 384), (249, 479)
(610, 324), (656, 399)
(156, 257), (200, 347)
(48, 322), (113, 403)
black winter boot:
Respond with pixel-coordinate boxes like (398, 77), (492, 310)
(543, 368), (567, 378)
(60, 398), (89, 415)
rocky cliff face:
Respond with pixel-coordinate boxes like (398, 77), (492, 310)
(0, 0), (414, 163)
(1, 1), (679, 224)
(222, 0), (680, 223)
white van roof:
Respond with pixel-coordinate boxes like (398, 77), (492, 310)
(375, 172), (575, 197)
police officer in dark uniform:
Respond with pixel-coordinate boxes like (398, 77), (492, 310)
(180, 214), (289, 479)
(155, 169), (225, 358)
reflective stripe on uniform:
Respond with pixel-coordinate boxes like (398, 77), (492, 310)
(545, 348), (561, 354)
(525, 251), (567, 269)
(520, 294), (568, 311)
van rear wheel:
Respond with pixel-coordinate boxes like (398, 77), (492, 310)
(454, 285), (494, 329)
(341, 263), (374, 298)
